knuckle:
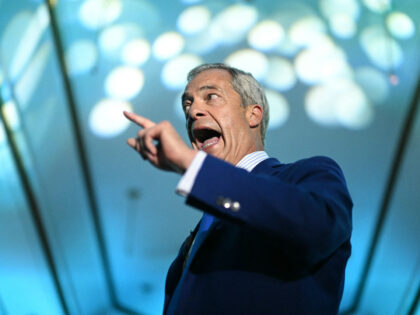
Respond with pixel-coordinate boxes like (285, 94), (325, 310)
(161, 120), (170, 127)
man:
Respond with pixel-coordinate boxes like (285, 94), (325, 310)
(124, 63), (352, 315)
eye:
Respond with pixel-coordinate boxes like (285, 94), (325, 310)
(207, 93), (219, 101)
(183, 104), (191, 116)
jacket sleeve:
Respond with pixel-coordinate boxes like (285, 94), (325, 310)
(185, 154), (353, 265)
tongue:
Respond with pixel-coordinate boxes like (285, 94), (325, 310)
(202, 136), (219, 149)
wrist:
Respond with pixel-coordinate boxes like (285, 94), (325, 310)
(180, 150), (198, 174)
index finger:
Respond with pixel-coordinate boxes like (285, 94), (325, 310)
(123, 111), (155, 129)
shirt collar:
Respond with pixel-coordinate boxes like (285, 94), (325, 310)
(236, 151), (270, 172)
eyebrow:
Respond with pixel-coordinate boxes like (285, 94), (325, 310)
(182, 85), (222, 103)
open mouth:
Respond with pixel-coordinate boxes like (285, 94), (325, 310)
(193, 128), (221, 151)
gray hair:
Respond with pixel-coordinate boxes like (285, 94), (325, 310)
(187, 63), (270, 145)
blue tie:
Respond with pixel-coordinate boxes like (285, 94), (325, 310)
(198, 213), (214, 232)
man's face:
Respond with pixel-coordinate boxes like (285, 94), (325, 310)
(182, 69), (258, 165)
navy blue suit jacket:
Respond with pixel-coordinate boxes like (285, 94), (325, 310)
(164, 155), (352, 315)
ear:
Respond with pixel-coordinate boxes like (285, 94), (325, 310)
(246, 104), (263, 128)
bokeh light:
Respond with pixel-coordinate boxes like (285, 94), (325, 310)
(225, 49), (268, 81)
(209, 4), (258, 45)
(336, 89), (373, 129)
(305, 79), (373, 129)
(355, 67), (389, 105)
(295, 41), (352, 85)
(362, 0), (391, 13)
(2, 101), (21, 131)
(105, 67), (145, 100)
(360, 25), (403, 70)
(177, 6), (211, 35)
(65, 40), (98, 76)
(89, 99), (132, 138)
(98, 23), (143, 57)
(386, 12), (415, 39)
(153, 32), (185, 61)
(289, 16), (326, 47)
(121, 38), (151, 66)
(329, 14), (357, 38)
(264, 57), (297, 92)
(266, 90), (290, 130)
(319, 0), (360, 20)
(320, 0), (359, 39)
(247, 20), (285, 52)
(78, 0), (122, 30)
(161, 54), (203, 90)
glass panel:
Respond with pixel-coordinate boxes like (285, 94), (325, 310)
(0, 1), (111, 314)
(0, 119), (63, 314)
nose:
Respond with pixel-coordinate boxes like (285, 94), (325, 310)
(188, 101), (206, 120)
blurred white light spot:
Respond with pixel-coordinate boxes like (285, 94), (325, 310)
(89, 99), (132, 138)
(360, 25), (403, 70)
(386, 12), (415, 39)
(305, 79), (373, 129)
(105, 67), (144, 100)
(264, 57), (296, 91)
(265, 90), (289, 130)
(210, 4), (258, 45)
(122, 38), (151, 66)
(329, 14), (357, 38)
(247, 20), (285, 51)
(99, 23), (143, 57)
(65, 40), (98, 75)
(153, 32), (185, 61)
(177, 6), (211, 35)
(225, 49), (268, 81)
(336, 92), (373, 129)
(15, 42), (51, 109)
(79, 0), (122, 30)
(2, 101), (20, 130)
(295, 43), (352, 85)
(161, 54), (203, 90)
(362, 0), (391, 13)
(355, 67), (389, 104)
(320, 0), (360, 20)
(289, 16), (326, 47)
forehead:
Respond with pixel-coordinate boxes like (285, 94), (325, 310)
(184, 69), (233, 93)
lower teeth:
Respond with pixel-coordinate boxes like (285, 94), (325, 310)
(202, 141), (217, 149)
